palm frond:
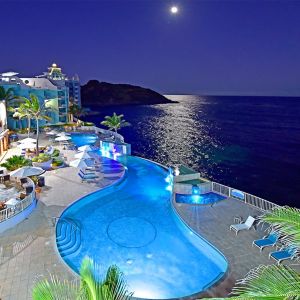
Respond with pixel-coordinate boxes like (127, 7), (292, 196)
(32, 274), (80, 300)
(261, 206), (300, 248)
(205, 265), (300, 300)
(103, 265), (133, 300)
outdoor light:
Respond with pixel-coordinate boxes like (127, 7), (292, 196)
(192, 185), (200, 195)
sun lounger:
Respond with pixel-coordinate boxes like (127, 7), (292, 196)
(78, 172), (99, 182)
(79, 169), (97, 176)
(269, 245), (298, 264)
(253, 232), (279, 251)
(230, 216), (255, 235)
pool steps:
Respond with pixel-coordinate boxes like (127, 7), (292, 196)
(56, 218), (82, 258)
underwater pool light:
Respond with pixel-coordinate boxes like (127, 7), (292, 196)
(192, 185), (200, 195)
(166, 184), (172, 191)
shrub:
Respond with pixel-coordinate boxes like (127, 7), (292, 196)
(32, 153), (51, 163)
(83, 121), (94, 126)
(1, 155), (32, 171)
(51, 149), (60, 157)
(52, 158), (64, 167)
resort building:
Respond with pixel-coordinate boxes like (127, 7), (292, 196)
(0, 63), (81, 130)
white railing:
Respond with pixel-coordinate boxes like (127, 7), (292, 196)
(212, 181), (280, 211)
(0, 179), (36, 223)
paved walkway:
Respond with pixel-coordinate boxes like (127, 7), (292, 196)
(0, 147), (125, 300)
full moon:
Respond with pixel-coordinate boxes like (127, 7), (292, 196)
(170, 6), (178, 14)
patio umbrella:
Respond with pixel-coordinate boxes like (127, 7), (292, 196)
(17, 142), (37, 149)
(69, 159), (89, 168)
(55, 136), (72, 141)
(10, 166), (45, 177)
(78, 145), (93, 152)
(18, 137), (37, 144)
(56, 132), (71, 137)
(75, 151), (92, 159)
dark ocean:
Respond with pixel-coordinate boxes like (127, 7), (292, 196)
(83, 95), (300, 207)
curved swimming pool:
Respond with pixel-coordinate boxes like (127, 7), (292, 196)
(57, 156), (227, 299)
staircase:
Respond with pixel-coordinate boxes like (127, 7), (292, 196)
(56, 217), (82, 258)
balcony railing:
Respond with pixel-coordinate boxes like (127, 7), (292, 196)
(0, 179), (36, 223)
(211, 181), (280, 211)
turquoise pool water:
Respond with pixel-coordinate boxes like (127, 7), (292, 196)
(70, 132), (98, 147)
(176, 192), (227, 205)
(57, 156), (227, 299)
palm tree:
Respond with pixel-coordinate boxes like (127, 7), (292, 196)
(0, 86), (15, 105)
(10, 98), (33, 137)
(32, 257), (133, 300)
(101, 113), (130, 133)
(69, 103), (88, 122)
(206, 265), (300, 300)
(18, 94), (52, 154)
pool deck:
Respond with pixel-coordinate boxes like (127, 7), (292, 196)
(174, 199), (300, 298)
(0, 137), (299, 299)
(0, 141), (125, 300)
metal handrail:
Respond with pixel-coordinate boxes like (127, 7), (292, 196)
(0, 178), (36, 223)
(212, 181), (280, 211)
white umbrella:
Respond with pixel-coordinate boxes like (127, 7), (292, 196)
(18, 137), (37, 144)
(55, 136), (72, 141)
(17, 142), (37, 149)
(75, 151), (92, 159)
(56, 132), (71, 136)
(78, 145), (93, 152)
(69, 159), (89, 168)
(10, 166), (45, 177)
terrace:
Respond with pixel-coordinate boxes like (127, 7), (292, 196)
(0, 128), (298, 299)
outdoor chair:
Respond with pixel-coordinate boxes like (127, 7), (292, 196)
(269, 245), (298, 264)
(25, 186), (34, 195)
(3, 175), (10, 183)
(253, 232), (279, 251)
(20, 178), (28, 185)
(230, 216), (256, 235)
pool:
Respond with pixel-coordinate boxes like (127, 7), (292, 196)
(70, 132), (98, 147)
(56, 156), (227, 299)
(176, 192), (227, 205)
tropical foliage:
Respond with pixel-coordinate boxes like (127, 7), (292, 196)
(10, 98), (33, 137)
(0, 86), (16, 105)
(32, 257), (132, 300)
(69, 103), (88, 122)
(32, 153), (52, 163)
(101, 113), (130, 133)
(206, 265), (300, 300)
(17, 95), (52, 154)
(261, 206), (300, 248)
(1, 155), (31, 171)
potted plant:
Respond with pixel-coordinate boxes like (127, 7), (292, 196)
(32, 153), (52, 170)
(1, 155), (32, 171)
(51, 158), (64, 169)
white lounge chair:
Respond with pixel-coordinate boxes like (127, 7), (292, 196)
(230, 216), (255, 235)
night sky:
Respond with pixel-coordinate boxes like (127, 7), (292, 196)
(1, 0), (300, 96)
